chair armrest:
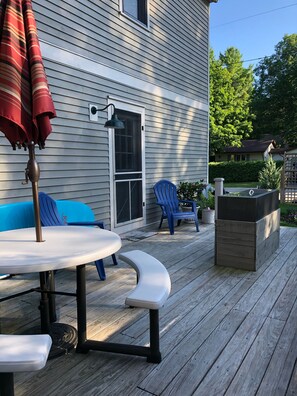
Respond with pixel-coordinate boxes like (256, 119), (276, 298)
(178, 200), (198, 211)
(68, 221), (105, 229)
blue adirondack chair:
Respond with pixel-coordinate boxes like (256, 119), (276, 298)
(153, 180), (199, 235)
(38, 192), (118, 280)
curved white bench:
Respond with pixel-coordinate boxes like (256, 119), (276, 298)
(77, 250), (171, 363)
(119, 250), (171, 310)
(119, 250), (171, 363)
(0, 334), (52, 396)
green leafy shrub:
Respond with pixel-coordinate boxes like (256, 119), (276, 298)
(209, 160), (283, 183)
(177, 181), (206, 202)
(258, 157), (282, 189)
(280, 203), (297, 227)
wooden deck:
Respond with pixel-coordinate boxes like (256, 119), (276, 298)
(1, 223), (297, 396)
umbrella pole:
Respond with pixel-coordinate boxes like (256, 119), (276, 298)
(27, 143), (43, 242)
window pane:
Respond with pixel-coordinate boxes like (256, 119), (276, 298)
(123, 0), (147, 25)
(123, 0), (138, 19)
(115, 111), (141, 173)
(137, 0), (147, 24)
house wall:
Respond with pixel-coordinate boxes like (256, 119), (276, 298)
(271, 153), (284, 161)
(215, 153), (264, 162)
(0, 0), (210, 229)
(215, 142), (277, 163)
(287, 148), (297, 155)
(33, 0), (209, 102)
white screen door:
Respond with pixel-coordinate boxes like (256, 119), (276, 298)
(111, 105), (145, 232)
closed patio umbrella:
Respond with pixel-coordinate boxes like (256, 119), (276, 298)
(0, 0), (56, 242)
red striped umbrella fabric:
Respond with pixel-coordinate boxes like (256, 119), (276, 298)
(0, 0), (56, 242)
(0, 0), (56, 149)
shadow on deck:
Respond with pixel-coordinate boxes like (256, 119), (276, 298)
(0, 223), (296, 395)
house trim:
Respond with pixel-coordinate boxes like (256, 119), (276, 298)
(40, 41), (209, 112)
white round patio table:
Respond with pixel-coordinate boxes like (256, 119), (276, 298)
(0, 226), (121, 274)
(0, 226), (122, 357)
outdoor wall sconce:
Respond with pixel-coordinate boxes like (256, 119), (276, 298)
(89, 103), (125, 129)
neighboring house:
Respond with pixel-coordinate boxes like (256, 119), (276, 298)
(271, 146), (297, 161)
(0, 0), (216, 233)
(215, 139), (277, 162)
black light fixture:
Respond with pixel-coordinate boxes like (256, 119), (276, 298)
(90, 103), (125, 129)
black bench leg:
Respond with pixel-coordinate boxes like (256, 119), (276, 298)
(0, 373), (15, 396)
(39, 272), (51, 334)
(76, 264), (88, 354)
(147, 309), (162, 363)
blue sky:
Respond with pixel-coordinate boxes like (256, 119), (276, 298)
(209, 0), (297, 67)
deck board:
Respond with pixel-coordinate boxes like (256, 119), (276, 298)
(0, 224), (296, 396)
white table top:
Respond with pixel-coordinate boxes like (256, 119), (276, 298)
(0, 226), (122, 274)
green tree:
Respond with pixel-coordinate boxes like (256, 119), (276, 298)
(209, 47), (254, 154)
(258, 156), (281, 189)
(252, 34), (297, 146)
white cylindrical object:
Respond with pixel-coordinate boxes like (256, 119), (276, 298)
(214, 178), (224, 220)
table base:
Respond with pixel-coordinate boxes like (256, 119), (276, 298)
(24, 323), (77, 359)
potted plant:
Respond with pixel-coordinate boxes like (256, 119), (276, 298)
(177, 180), (206, 204)
(177, 180), (206, 222)
(199, 193), (215, 224)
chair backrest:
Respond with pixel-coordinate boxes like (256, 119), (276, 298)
(0, 195), (96, 230)
(55, 200), (95, 223)
(153, 180), (180, 214)
(39, 192), (96, 226)
(39, 192), (65, 226)
(0, 202), (35, 231)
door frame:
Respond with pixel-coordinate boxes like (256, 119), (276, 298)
(108, 98), (146, 233)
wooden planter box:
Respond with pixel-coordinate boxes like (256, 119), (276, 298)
(215, 189), (280, 271)
(215, 209), (280, 271)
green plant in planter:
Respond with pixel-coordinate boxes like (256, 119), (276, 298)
(258, 156), (282, 189)
(198, 193), (215, 210)
(177, 180), (206, 203)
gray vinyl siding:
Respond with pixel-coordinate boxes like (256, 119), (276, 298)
(33, 0), (209, 101)
(0, 0), (211, 228)
(0, 58), (208, 225)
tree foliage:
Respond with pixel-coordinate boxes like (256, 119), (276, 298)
(209, 47), (254, 154)
(252, 34), (297, 146)
(258, 156), (281, 190)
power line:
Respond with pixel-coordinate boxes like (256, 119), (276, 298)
(211, 3), (297, 29)
(215, 56), (270, 66)
(242, 57), (264, 64)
